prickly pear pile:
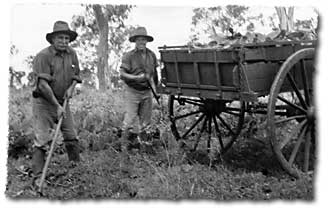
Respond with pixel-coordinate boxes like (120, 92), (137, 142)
(189, 27), (318, 49)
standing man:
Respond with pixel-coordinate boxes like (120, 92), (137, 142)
(31, 21), (82, 183)
(119, 26), (158, 151)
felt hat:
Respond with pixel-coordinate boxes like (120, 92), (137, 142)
(46, 21), (78, 44)
(129, 26), (153, 42)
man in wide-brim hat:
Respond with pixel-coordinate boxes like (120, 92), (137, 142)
(31, 20), (82, 187)
(118, 26), (159, 152)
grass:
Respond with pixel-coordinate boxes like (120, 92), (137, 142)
(5, 136), (314, 200)
(5, 88), (314, 200)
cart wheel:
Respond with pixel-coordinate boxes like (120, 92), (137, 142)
(168, 95), (245, 153)
(267, 48), (316, 178)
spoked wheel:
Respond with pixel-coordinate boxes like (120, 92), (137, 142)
(168, 95), (245, 153)
(267, 48), (316, 178)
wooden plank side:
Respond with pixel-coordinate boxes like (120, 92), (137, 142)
(290, 59), (315, 90)
(244, 62), (280, 92)
(198, 63), (217, 86)
(164, 82), (236, 91)
(160, 41), (316, 63)
(163, 63), (177, 83)
(159, 87), (240, 101)
(163, 62), (237, 88)
(220, 64), (236, 86)
(243, 44), (315, 61)
(161, 50), (237, 63)
(178, 62), (195, 84)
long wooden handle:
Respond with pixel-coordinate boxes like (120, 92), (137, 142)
(146, 79), (160, 105)
(38, 99), (68, 193)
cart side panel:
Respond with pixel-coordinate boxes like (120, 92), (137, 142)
(281, 59), (315, 92)
(244, 62), (280, 94)
(162, 63), (177, 83)
(161, 50), (236, 63)
(198, 63), (217, 86)
(244, 45), (295, 61)
(178, 63), (195, 84)
(243, 42), (316, 62)
(161, 62), (237, 88)
(220, 64), (237, 86)
(243, 58), (315, 96)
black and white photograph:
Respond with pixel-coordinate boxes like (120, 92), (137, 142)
(2, 0), (330, 207)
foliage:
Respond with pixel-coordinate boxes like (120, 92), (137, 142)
(10, 45), (19, 56)
(8, 88), (33, 134)
(190, 6), (263, 43)
(7, 87), (127, 152)
(9, 45), (26, 88)
(9, 67), (26, 88)
(71, 4), (134, 89)
(190, 6), (319, 45)
(24, 55), (34, 70)
(6, 6), (317, 199)
(6, 87), (314, 200)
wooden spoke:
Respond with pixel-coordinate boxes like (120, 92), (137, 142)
(193, 115), (208, 151)
(277, 95), (306, 114)
(300, 60), (311, 107)
(216, 114), (235, 136)
(172, 110), (202, 121)
(288, 124), (307, 166)
(275, 115), (306, 125)
(286, 73), (308, 109)
(304, 126), (312, 172)
(279, 120), (307, 150)
(182, 114), (205, 139)
(212, 115), (224, 150)
(207, 116), (212, 152)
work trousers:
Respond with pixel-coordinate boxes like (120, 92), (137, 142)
(122, 85), (152, 134)
(32, 97), (77, 149)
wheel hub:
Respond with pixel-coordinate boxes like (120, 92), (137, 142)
(306, 106), (315, 123)
(202, 99), (227, 115)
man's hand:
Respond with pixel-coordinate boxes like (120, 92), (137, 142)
(65, 81), (77, 99)
(56, 104), (66, 120)
(65, 86), (74, 99)
(135, 73), (147, 82)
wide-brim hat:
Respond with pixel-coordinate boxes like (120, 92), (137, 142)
(129, 26), (153, 42)
(46, 20), (78, 44)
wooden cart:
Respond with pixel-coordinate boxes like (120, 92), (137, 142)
(158, 40), (317, 177)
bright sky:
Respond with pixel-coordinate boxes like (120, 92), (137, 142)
(10, 4), (195, 69)
(2, 0), (331, 209)
(10, 3), (317, 71)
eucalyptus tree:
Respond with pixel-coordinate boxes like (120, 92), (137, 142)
(71, 4), (134, 90)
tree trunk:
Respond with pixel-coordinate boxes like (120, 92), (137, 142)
(93, 4), (109, 91)
(9, 67), (14, 88)
(275, 7), (294, 32)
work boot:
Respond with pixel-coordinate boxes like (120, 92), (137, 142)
(64, 140), (81, 162)
(139, 131), (149, 143)
(126, 132), (140, 151)
(31, 146), (46, 176)
(139, 131), (155, 155)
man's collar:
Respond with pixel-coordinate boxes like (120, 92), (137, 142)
(49, 45), (70, 55)
(133, 47), (149, 54)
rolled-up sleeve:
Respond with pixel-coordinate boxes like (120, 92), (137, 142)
(71, 52), (82, 83)
(33, 54), (53, 82)
(152, 52), (159, 69)
(151, 51), (159, 83)
(120, 53), (131, 71)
